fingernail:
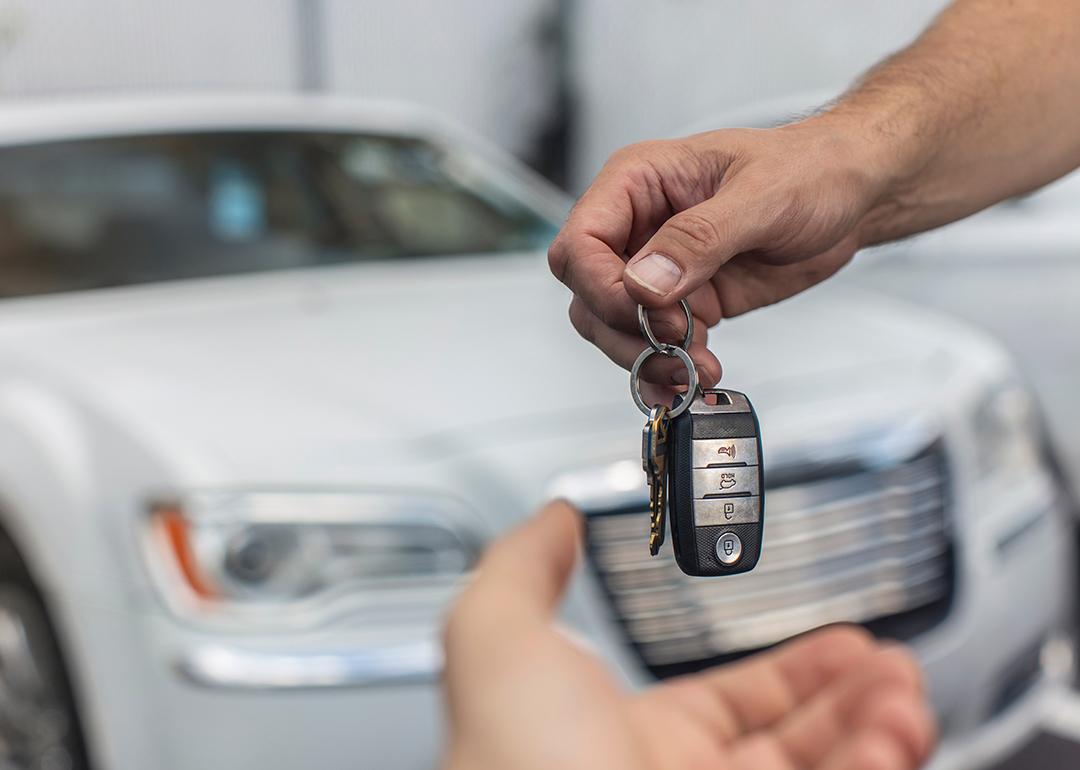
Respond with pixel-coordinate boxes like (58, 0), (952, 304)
(671, 368), (689, 385)
(625, 253), (682, 296)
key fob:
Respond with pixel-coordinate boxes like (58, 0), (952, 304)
(667, 388), (764, 576)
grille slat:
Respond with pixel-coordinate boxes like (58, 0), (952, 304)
(585, 443), (953, 676)
(595, 505), (945, 575)
(614, 539), (949, 612)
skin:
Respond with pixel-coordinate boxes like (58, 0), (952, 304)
(548, 0), (1080, 402)
(441, 502), (935, 770)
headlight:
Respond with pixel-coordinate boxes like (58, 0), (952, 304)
(144, 491), (483, 631)
(970, 378), (1045, 480)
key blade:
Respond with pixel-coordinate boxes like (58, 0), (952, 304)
(649, 480), (667, 555)
(644, 404), (671, 557)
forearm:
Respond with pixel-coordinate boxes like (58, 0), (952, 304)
(817, 0), (1080, 245)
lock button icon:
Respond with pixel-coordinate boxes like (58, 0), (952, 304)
(715, 532), (743, 565)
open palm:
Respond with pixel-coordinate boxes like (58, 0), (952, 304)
(442, 502), (935, 770)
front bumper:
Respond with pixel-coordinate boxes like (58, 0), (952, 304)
(920, 490), (1075, 769)
(59, 493), (1073, 770)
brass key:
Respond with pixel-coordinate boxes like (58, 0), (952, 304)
(642, 404), (671, 555)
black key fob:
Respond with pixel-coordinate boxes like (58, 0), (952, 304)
(667, 388), (765, 576)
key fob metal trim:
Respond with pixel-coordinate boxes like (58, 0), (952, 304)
(668, 388), (765, 577)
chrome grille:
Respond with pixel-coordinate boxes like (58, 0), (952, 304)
(585, 445), (952, 675)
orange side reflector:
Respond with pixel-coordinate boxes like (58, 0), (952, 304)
(155, 506), (218, 600)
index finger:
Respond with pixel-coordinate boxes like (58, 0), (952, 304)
(548, 167), (644, 332)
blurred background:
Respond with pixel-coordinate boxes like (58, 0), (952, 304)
(0, 1), (1078, 769)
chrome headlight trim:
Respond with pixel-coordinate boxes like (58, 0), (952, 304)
(141, 489), (484, 633)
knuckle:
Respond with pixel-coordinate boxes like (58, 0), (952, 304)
(547, 236), (570, 281)
(650, 315), (684, 344)
(848, 738), (901, 770)
(876, 646), (924, 691)
(699, 305), (724, 327)
(665, 210), (724, 255)
(605, 143), (639, 166)
(567, 301), (595, 342)
(592, 282), (627, 330)
(606, 139), (663, 167)
(821, 624), (876, 655)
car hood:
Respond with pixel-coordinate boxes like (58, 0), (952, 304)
(0, 253), (992, 482)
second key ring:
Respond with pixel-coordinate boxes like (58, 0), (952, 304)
(630, 344), (699, 418)
(638, 299), (694, 353)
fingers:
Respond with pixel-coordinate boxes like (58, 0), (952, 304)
(550, 143), (724, 334)
(729, 726), (923, 770)
(768, 644), (934, 769)
(548, 163), (640, 331)
(550, 229), (638, 330)
(816, 725), (932, 770)
(718, 631), (935, 770)
(668, 625), (880, 740)
(568, 298), (722, 388)
(443, 501), (582, 664)
(624, 189), (762, 307)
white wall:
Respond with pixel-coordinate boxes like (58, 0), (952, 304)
(323, 0), (555, 160)
(0, 0), (957, 187)
(0, 0), (297, 93)
(0, 0), (554, 162)
(570, 0), (950, 189)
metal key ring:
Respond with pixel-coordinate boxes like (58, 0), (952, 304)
(637, 299), (694, 353)
(630, 345), (699, 418)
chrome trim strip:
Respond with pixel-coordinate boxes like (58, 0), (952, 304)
(174, 638), (441, 690)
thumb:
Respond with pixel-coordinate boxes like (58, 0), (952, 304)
(444, 501), (582, 658)
(623, 192), (756, 306)
(477, 499), (582, 618)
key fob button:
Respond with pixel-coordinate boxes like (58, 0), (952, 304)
(692, 466), (761, 498)
(693, 497), (762, 526)
(715, 532), (743, 565)
(691, 438), (759, 468)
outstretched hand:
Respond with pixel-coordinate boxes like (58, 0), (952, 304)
(441, 501), (936, 770)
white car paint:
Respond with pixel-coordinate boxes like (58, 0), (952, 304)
(0, 94), (1071, 770)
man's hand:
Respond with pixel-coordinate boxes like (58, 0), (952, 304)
(551, 0), (1080, 402)
(441, 501), (936, 770)
(548, 120), (885, 402)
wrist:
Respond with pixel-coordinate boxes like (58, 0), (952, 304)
(807, 92), (942, 246)
(813, 107), (919, 183)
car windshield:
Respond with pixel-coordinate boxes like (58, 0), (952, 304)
(0, 131), (558, 298)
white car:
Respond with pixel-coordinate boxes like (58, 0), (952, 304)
(0, 94), (1071, 770)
